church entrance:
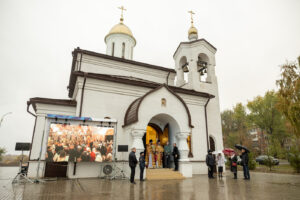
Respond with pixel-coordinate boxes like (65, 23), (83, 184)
(143, 123), (170, 169)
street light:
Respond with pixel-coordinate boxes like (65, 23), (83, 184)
(0, 112), (12, 127)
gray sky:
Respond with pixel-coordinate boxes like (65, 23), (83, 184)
(0, 0), (299, 154)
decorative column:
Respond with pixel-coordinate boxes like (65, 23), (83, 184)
(131, 129), (146, 180)
(176, 132), (190, 161)
(131, 129), (145, 154)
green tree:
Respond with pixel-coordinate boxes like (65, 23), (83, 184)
(233, 103), (251, 147)
(221, 110), (235, 136)
(221, 110), (236, 147)
(276, 57), (300, 137)
(247, 91), (289, 158)
(221, 103), (252, 149)
(247, 91), (286, 136)
(288, 146), (300, 173)
(0, 147), (6, 162)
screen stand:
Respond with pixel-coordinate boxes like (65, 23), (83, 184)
(12, 150), (34, 184)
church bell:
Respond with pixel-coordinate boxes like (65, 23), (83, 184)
(182, 62), (189, 73)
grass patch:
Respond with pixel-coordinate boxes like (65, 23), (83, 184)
(252, 164), (298, 174)
(226, 164), (299, 175)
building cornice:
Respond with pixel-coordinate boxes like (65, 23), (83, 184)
(69, 71), (215, 99)
(27, 98), (77, 112)
(173, 38), (217, 58)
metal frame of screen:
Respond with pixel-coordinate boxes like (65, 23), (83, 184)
(44, 117), (118, 164)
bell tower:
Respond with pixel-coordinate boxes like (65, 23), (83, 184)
(173, 11), (218, 93)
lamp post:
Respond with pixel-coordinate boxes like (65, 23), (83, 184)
(0, 112), (12, 127)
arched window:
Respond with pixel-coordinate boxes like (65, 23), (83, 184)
(122, 42), (125, 58)
(161, 98), (166, 107)
(209, 136), (216, 151)
(112, 42), (115, 56)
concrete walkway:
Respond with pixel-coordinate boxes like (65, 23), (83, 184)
(1, 168), (300, 200)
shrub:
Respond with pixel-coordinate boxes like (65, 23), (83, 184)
(0, 147), (6, 162)
(248, 152), (256, 170)
(264, 155), (275, 171)
(288, 148), (300, 173)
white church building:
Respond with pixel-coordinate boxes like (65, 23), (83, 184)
(27, 9), (223, 179)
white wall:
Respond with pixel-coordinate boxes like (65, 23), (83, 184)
(75, 53), (176, 93)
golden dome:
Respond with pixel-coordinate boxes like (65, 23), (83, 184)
(188, 25), (198, 35)
(105, 22), (136, 44)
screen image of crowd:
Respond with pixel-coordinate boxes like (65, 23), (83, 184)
(46, 123), (114, 162)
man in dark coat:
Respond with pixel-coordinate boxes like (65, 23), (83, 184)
(241, 149), (250, 180)
(172, 143), (180, 171)
(139, 152), (146, 181)
(129, 147), (138, 184)
(231, 153), (238, 179)
(206, 150), (215, 178)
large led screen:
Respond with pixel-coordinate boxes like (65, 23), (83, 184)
(46, 123), (114, 162)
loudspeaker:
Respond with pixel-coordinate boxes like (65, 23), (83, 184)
(15, 143), (31, 151)
(117, 145), (128, 152)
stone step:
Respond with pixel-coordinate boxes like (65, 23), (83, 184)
(146, 168), (185, 180)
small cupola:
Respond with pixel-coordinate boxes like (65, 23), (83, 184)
(188, 11), (198, 41)
(105, 6), (136, 60)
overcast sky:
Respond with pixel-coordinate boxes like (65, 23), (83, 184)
(0, 0), (299, 154)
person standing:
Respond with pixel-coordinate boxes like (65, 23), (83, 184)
(172, 143), (180, 171)
(206, 150), (215, 179)
(164, 142), (171, 168)
(241, 149), (250, 180)
(231, 153), (238, 179)
(155, 141), (164, 168)
(146, 140), (155, 168)
(139, 152), (146, 181)
(129, 147), (138, 184)
(216, 153), (225, 178)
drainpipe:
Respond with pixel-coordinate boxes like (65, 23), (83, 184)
(27, 101), (36, 117)
(204, 96), (211, 151)
(26, 101), (37, 175)
(79, 73), (87, 117)
(166, 72), (171, 86)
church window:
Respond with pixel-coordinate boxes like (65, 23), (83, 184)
(122, 42), (125, 58)
(112, 43), (115, 56)
(161, 98), (166, 107)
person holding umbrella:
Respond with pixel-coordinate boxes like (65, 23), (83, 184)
(241, 148), (250, 180)
(235, 144), (250, 180)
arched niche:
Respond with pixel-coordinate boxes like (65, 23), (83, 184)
(177, 56), (188, 84)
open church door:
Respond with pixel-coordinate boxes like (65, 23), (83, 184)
(160, 124), (169, 168)
(160, 124), (169, 146)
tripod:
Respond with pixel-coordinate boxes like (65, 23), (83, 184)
(12, 150), (34, 184)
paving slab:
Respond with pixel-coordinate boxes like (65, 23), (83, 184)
(1, 167), (300, 200)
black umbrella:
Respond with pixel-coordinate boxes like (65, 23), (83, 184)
(235, 144), (250, 153)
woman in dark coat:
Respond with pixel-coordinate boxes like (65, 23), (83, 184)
(231, 153), (238, 179)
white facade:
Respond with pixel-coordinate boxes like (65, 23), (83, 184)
(27, 20), (223, 179)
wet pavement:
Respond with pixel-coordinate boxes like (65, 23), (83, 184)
(1, 167), (300, 200)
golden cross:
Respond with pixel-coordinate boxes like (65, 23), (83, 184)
(118, 6), (127, 22)
(188, 10), (195, 24)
